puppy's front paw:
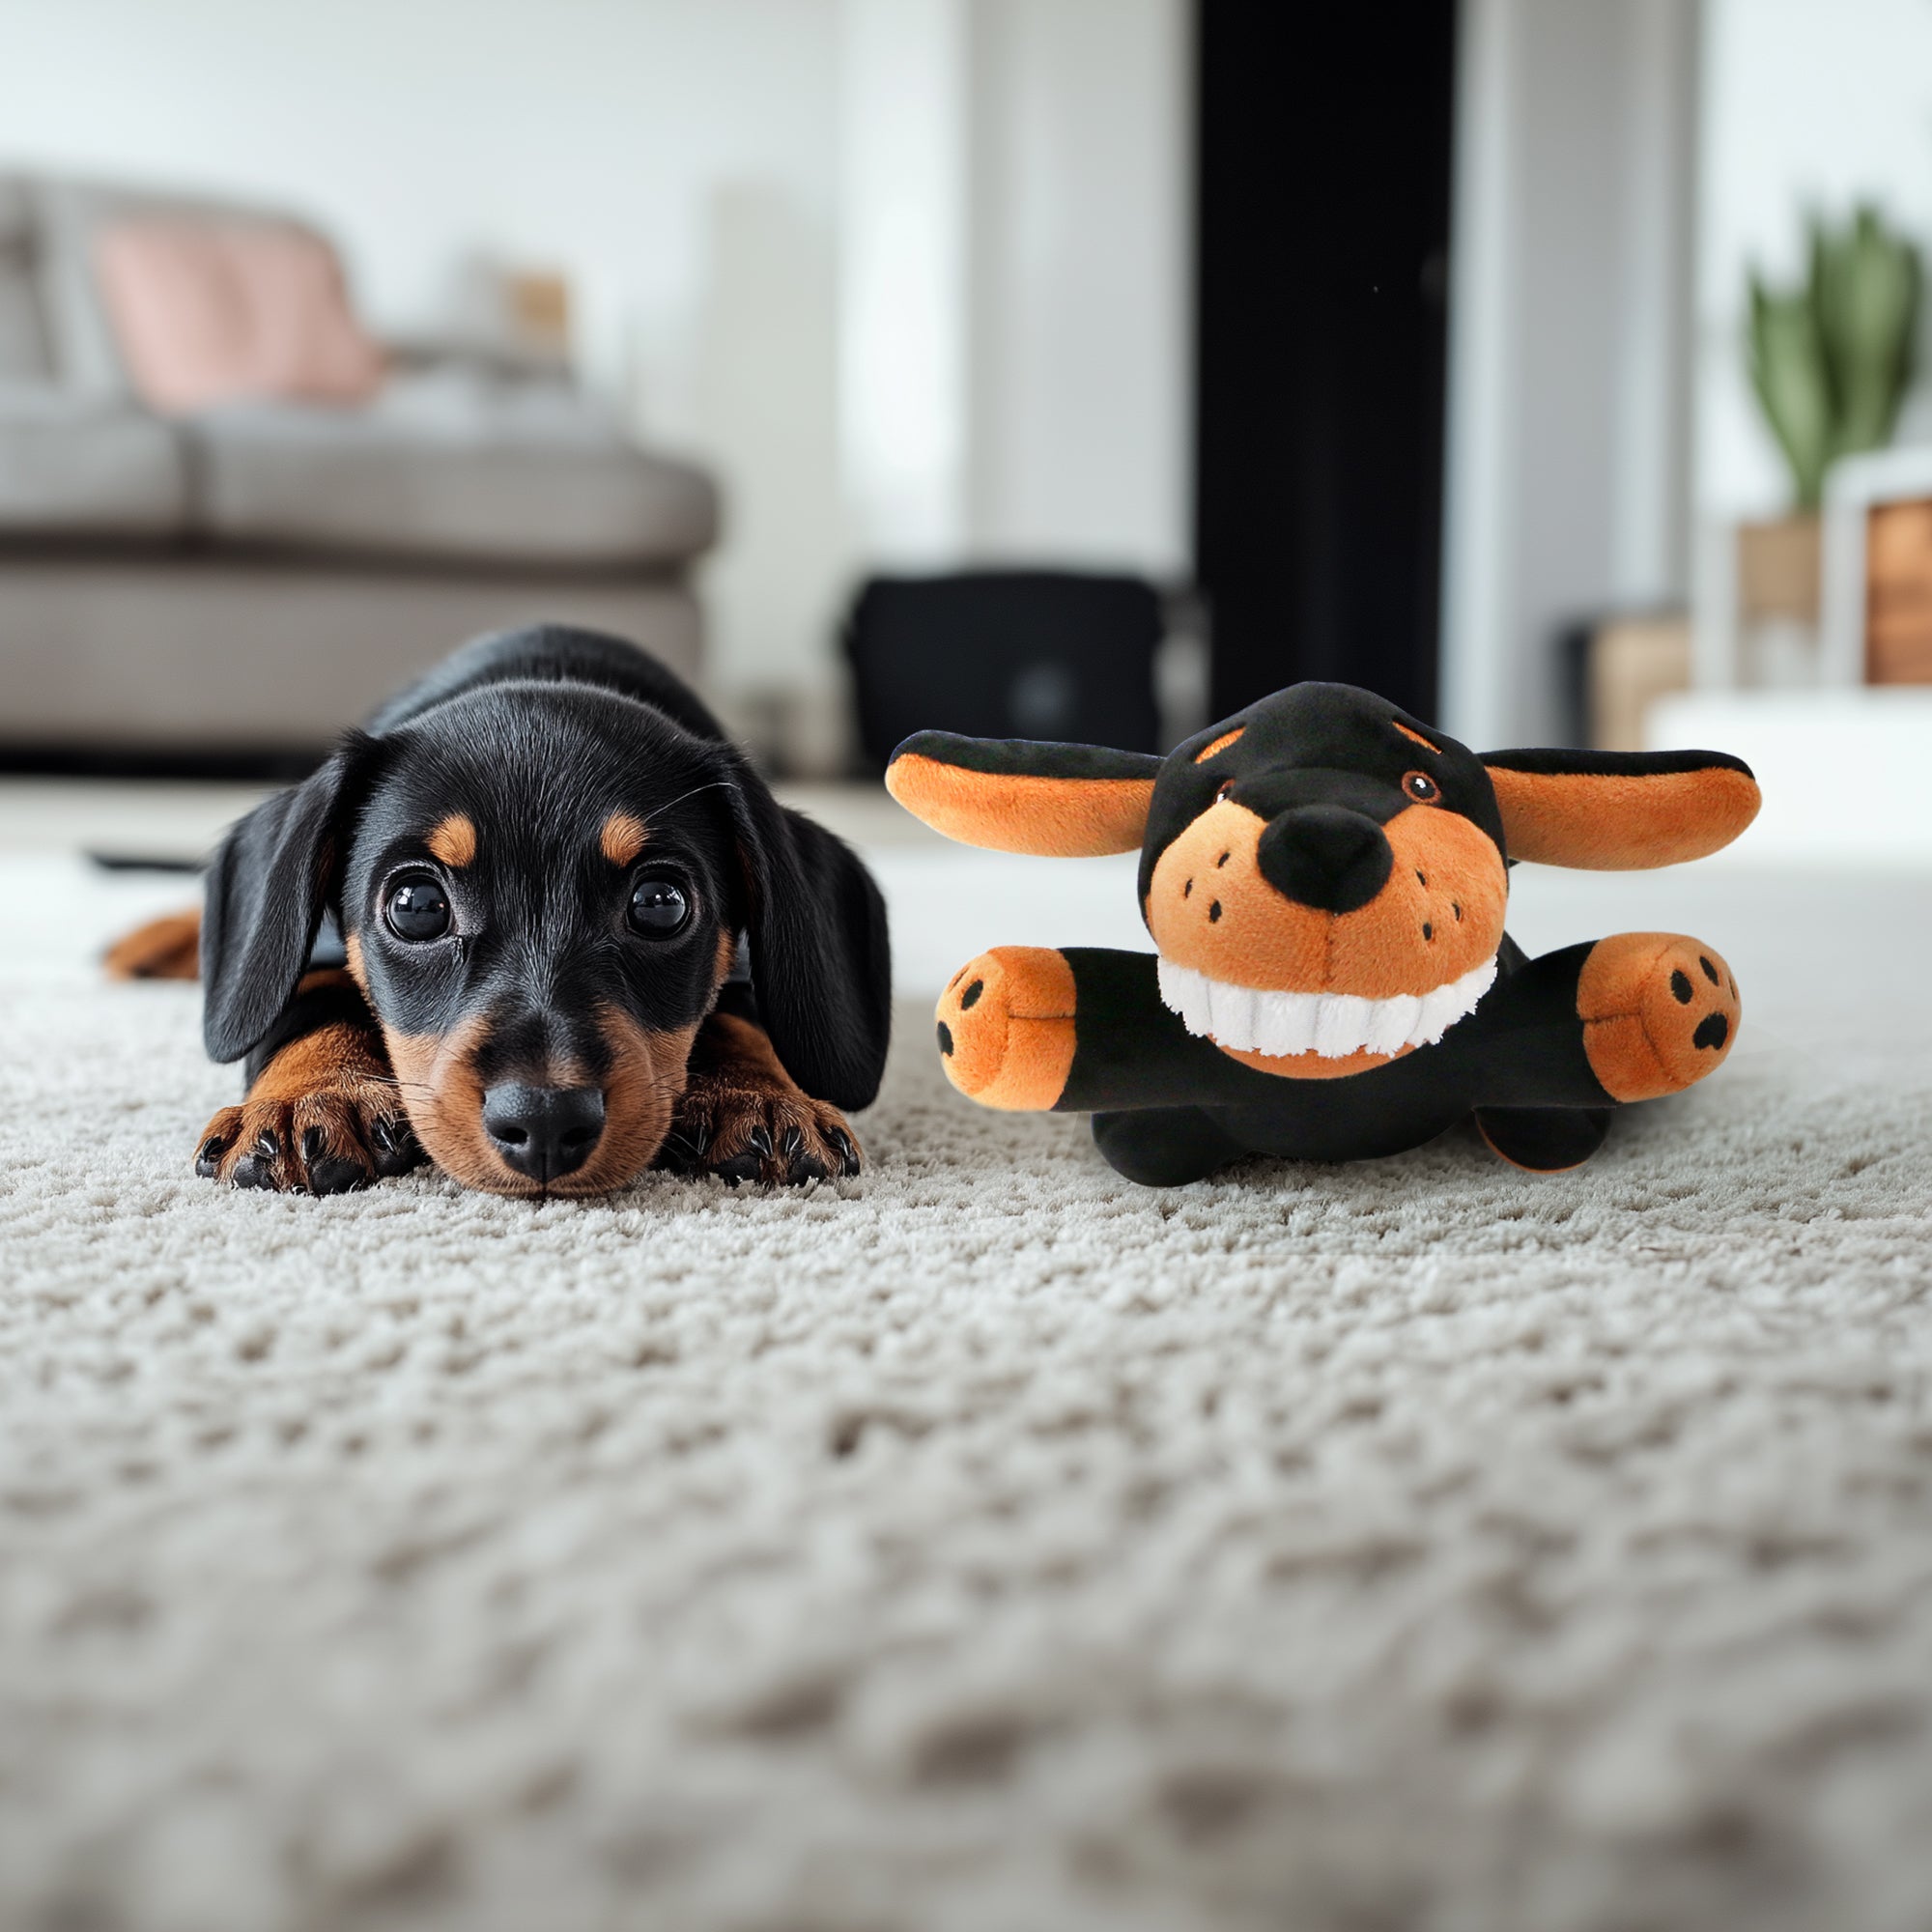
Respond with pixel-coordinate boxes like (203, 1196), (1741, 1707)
(196, 1077), (423, 1195)
(934, 947), (1077, 1111)
(1578, 932), (1740, 1102)
(665, 1077), (862, 1187)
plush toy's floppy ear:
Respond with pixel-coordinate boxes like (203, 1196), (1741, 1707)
(1482, 748), (1759, 868)
(886, 731), (1161, 856)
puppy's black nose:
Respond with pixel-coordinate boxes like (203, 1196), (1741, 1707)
(1256, 805), (1393, 915)
(481, 1084), (606, 1181)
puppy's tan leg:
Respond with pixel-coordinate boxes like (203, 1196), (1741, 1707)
(105, 906), (202, 980)
(663, 1010), (863, 1185)
(195, 975), (424, 1194)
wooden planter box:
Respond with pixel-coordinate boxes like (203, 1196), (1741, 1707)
(1865, 497), (1932, 683)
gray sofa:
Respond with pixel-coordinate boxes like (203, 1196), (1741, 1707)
(0, 172), (716, 757)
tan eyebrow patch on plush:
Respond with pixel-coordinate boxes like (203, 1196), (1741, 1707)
(1394, 721), (1440, 754)
(601, 811), (648, 867)
(427, 813), (476, 867)
(1195, 726), (1246, 763)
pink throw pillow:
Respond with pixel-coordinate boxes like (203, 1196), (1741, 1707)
(96, 219), (385, 414)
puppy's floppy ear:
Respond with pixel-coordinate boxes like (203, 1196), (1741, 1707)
(886, 731), (1160, 856)
(1482, 747), (1759, 868)
(725, 755), (892, 1110)
(201, 736), (372, 1062)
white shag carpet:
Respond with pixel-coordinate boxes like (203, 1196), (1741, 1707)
(5, 852), (1932, 1932)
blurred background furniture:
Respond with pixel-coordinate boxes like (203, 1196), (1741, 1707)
(0, 171), (716, 769)
(1819, 443), (1932, 686)
(843, 571), (1168, 774)
(1559, 611), (1693, 752)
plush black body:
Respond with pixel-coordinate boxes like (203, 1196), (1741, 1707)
(1037, 938), (1612, 1185)
(175, 625), (892, 1198)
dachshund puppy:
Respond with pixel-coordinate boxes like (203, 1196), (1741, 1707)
(111, 625), (891, 1197)
(888, 681), (1757, 1186)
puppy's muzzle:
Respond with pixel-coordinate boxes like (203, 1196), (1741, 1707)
(481, 1082), (607, 1182)
(1256, 806), (1392, 914)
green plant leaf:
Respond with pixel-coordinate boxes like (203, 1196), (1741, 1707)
(1747, 271), (1832, 508)
(1746, 206), (1922, 507)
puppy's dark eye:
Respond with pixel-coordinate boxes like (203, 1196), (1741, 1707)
(628, 874), (690, 938)
(385, 875), (452, 942)
(1404, 771), (1439, 803)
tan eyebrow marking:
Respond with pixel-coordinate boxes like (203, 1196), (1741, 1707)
(426, 813), (476, 867)
(1194, 725), (1246, 763)
(601, 811), (648, 867)
(1394, 721), (1440, 754)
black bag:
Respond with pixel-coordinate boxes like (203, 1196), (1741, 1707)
(843, 570), (1163, 773)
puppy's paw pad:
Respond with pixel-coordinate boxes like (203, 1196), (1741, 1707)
(668, 1083), (861, 1187)
(934, 947), (1077, 1111)
(1579, 932), (1741, 1102)
(193, 1079), (422, 1194)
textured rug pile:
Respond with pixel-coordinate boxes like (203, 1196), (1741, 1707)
(4, 854), (1932, 1932)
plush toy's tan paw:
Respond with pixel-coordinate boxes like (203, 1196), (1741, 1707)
(104, 907), (202, 980)
(934, 947), (1078, 1111)
(196, 1077), (423, 1195)
(1578, 932), (1741, 1102)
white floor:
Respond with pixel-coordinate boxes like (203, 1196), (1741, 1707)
(5, 795), (1932, 1932)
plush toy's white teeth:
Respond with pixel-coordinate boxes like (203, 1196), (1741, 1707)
(1157, 954), (1497, 1059)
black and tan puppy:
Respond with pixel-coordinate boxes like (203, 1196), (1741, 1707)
(888, 682), (1758, 1185)
(110, 625), (890, 1197)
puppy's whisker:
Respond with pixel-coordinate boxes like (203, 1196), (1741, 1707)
(639, 777), (737, 829)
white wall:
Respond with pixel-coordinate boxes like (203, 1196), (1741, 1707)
(1694, 0), (1932, 523)
(965, 0), (1191, 575)
(0, 0), (1191, 754)
(0, 0), (841, 410)
(1439, 0), (1699, 751)
(837, 0), (971, 568)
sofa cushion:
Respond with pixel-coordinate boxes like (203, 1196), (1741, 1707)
(0, 384), (186, 533)
(0, 181), (49, 381)
(96, 219), (384, 414)
(0, 267), (48, 383)
(187, 375), (719, 568)
(28, 174), (335, 396)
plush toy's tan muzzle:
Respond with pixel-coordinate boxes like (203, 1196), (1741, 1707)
(1143, 797), (1508, 1073)
(1146, 797), (1506, 996)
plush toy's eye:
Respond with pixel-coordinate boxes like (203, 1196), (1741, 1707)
(385, 874), (452, 942)
(1404, 771), (1439, 803)
(628, 873), (690, 938)
(1216, 780), (1236, 802)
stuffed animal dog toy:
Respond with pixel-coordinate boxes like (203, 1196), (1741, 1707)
(886, 682), (1758, 1185)
(109, 625), (889, 1197)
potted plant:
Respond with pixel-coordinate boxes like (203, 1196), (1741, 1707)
(1738, 207), (1921, 668)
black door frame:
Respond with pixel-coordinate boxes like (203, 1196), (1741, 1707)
(1193, 0), (1459, 724)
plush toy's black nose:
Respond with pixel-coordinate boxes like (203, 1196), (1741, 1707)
(1256, 806), (1393, 914)
(482, 1083), (606, 1181)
